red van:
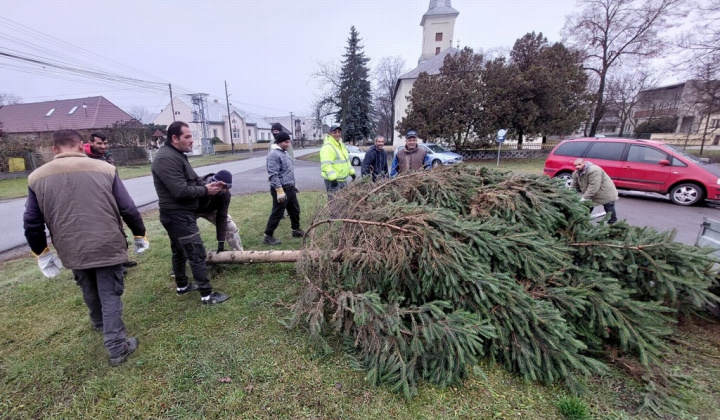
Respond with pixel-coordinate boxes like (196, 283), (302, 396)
(543, 137), (720, 206)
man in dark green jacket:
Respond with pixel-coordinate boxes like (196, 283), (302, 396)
(151, 121), (230, 305)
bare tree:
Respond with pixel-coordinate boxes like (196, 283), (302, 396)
(675, 0), (720, 69)
(687, 52), (720, 154)
(372, 56), (406, 142)
(562, 0), (685, 136)
(311, 61), (342, 127)
(0, 92), (22, 105)
(127, 106), (149, 122)
(606, 65), (661, 136)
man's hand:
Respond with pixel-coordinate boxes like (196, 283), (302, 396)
(134, 236), (150, 253)
(330, 180), (339, 188)
(217, 241), (225, 252)
(276, 187), (287, 203)
(36, 248), (63, 278)
(206, 181), (226, 196)
(350, 173), (356, 181)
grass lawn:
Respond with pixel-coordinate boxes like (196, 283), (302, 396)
(1, 191), (719, 419)
(0, 154), (251, 201)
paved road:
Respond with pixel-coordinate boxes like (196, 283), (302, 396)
(1, 154), (718, 254)
(0, 148), (322, 254)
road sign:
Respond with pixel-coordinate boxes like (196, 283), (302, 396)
(496, 129), (507, 143)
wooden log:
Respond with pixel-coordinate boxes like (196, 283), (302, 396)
(206, 250), (313, 264)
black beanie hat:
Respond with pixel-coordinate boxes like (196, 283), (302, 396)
(211, 170), (232, 188)
(271, 123), (283, 132)
(274, 132), (291, 143)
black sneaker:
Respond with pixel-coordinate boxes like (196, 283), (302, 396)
(176, 283), (199, 295)
(263, 235), (281, 246)
(122, 261), (138, 268)
(201, 292), (230, 305)
(292, 229), (305, 238)
(110, 337), (138, 367)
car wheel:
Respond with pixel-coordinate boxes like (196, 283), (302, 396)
(432, 159), (442, 168)
(352, 157), (360, 166)
(669, 183), (704, 206)
(554, 172), (573, 189)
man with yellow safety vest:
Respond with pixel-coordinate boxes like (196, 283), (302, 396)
(320, 125), (356, 197)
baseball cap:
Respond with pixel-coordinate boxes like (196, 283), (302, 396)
(405, 130), (418, 139)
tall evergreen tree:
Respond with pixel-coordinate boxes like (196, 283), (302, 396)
(337, 26), (374, 144)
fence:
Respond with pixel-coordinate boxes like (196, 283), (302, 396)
(25, 147), (150, 171)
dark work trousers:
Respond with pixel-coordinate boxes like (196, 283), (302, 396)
(602, 201), (618, 224)
(265, 186), (301, 236)
(160, 211), (213, 296)
(73, 264), (127, 357)
(324, 179), (347, 201)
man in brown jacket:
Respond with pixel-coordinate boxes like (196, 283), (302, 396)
(23, 129), (148, 366)
(390, 130), (430, 177)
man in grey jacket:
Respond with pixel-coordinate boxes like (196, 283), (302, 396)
(263, 132), (304, 246)
(23, 129), (147, 366)
(571, 158), (619, 224)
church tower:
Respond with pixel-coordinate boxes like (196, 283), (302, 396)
(418, 0), (459, 65)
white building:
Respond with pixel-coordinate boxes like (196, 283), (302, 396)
(393, 0), (460, 147)
(392, 0), (459, 147)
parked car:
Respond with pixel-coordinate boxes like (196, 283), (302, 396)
(346, 145), (366, 166)
(543, 137), (720, 206)
(394, 143), (463, 167)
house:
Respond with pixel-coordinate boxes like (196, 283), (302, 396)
(154, 97), (250, 155)
(631, 80), (720, 145)
(0, 96), (133, 139)
(392, 0), (460, 147)
(263, 116), (322, 142)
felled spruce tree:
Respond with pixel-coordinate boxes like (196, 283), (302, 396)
(288, 165), (719, 413)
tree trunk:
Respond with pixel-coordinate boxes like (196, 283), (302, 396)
(207, 250), (315, 264)
(589, 75), (607, 137)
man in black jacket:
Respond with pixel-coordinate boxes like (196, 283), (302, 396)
(151, 121), (230, 305)
(361, 136), (388, 182)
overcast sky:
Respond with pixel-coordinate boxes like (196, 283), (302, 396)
(1, 0), (579, 121)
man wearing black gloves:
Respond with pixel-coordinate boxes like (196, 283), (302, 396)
(263, 132), (304, 246)
(151, 121), (230, 305)
(23, 129), (147, 366)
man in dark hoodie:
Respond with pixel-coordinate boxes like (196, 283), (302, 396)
(361, 136), (388, 181)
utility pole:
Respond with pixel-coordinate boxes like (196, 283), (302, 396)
(225, 80), (234, 154)
(289, 112), (294, 141)
(169, 84), (176, 122)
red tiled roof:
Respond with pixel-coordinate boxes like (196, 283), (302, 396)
(0, 96), (133, 134)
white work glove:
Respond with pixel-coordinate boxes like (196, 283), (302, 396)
(276, 187), (287, 203)
(579, 197), (588, 202)
(36, 248), (63, 278)
(134, 236), (150, 253)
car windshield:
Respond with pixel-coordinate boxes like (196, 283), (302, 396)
(665, 145), (704, 164)
(424, 144), (448, 153)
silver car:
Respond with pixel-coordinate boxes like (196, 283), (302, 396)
(395, 143), (463, 167)
(346, 145), (366, 166)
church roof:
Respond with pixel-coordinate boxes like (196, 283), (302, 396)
(398, 47), (460, 81)
(420, 0), (459, 26)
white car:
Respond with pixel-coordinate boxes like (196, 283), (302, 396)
(346, 145), (366, 166)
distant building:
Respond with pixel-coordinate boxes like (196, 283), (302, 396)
(392, 0), (459, 147)
(0, 96), (133, 138)
(631, 80), (720, 145)
(154, 97), (248, 155)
